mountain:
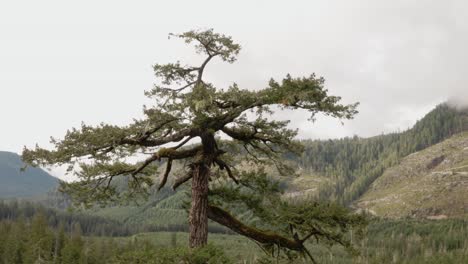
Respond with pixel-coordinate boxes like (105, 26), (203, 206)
(288, 103), (468, 204)
(0, 151), (58, 198)
(356, 131), (468, 219)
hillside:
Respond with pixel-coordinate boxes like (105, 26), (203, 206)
(0, 151), (58, 198)
(356, 131), (468, 219)
(290, 103), (468, 204)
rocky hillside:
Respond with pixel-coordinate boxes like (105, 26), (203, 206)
(356, 132), (468, 219)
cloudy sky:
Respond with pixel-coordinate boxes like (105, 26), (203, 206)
(1, 0), (467, 159)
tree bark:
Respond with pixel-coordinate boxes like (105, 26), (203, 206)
(189, 164), (209, 248)
(188, 132), (216, 248)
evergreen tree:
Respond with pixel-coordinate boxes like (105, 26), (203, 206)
(54, 223), (66, 264)
(23, 29), (365, 261)
(24, 211), (54, 264)
(61, 223), (84, 264)
(2, 219), (26, 264)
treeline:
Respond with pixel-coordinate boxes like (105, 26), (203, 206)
(0, 212), (101, 264)
(296, 103), (467, 204)
(353, 218), (468, 264)
(296, 218), (468, 264)
(1, 210), (466, 263)
(0, 200), (132, 236)
(0, 211), (231, 264)
(0, 200), (230, 236)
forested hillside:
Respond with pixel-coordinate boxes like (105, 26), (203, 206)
(294, 103), (468, 204)
(0, 151), (57, 198)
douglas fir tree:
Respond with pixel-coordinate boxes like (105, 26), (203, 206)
(24, 29), (366, 262)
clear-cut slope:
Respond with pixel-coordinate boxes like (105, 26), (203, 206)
(0, 151), (58, 198)
(356, 132), (468, 219)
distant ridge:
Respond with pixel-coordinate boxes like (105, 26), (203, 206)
(0, 151), (58, 198)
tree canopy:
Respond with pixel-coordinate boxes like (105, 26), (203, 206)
(23, 29), (365, 262)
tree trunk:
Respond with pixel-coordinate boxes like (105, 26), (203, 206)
(189, 132), (216, 248)
(189, 164), (209, 248)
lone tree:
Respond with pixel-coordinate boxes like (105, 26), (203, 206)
(23, 29), (365, 261)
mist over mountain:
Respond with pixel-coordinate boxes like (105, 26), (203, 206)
(448, 96), (468, 111)
(0, 151), (58, 198)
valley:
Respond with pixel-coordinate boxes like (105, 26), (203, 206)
(0, 103), (466, 263)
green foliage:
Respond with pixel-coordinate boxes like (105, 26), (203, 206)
(112, 243), (231, 264)
(2, 219), (26, 264)
(61, 223), (84, 264)
(353, 219), (468, 264)
(0, 199), (138, 236)
(23, 211), (55, 263)
(0, 213), (232, 264)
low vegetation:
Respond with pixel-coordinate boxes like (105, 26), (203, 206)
(1, 210), (467, 263)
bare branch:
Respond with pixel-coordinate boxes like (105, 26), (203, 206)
(139, 118), (179, 141)
(172, 171), (193, 190)
(214, 158), (239, 184)
(132, 145), (202, 177)
(132, 155), (160, 176)
(303, 248), (318, 264)
(158, 159), (172, 191)
(173, 136), (194, 150)
(175, 81), (197, 91)
(243, 144), (262, 162)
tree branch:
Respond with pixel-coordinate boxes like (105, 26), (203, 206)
(121, 128), (196, 147)
(173, 136), (194, 150)
(132, 146), (202, 177)
(158, 159), (172, 191)
(207, 205), (305, 251)
(214, 158), (239, 184)
(172, 171), (193, 190)
(139, 118), (179, 141)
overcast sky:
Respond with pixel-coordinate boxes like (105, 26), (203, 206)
(1, 0), (467, 160)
